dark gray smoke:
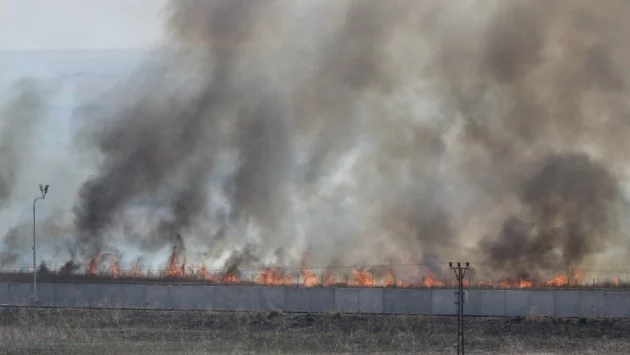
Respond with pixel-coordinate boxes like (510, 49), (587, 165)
(481, 153), (622, 281)
(60, 0), (630, 279)
(73, 0), (267, 257)
(439, 0), (630, 278)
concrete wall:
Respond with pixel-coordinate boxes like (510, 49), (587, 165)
(1, 282), (629, 318)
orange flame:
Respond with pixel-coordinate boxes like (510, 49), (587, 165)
(164, 248), (185, 278)
(85, 254), (101, 276)
(221, 271), (240, 283)
(384, 270), (407, 287)
(498, 279), (534, 289)
(256, 267), (293, 285)
(63, 251), (625, 290)
(544, 266), (583, 287)
(422, 272), (445, 288)
(349, 268), (374, 287)
(301, 261), (320, 287)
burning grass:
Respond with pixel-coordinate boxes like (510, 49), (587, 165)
(0, 307), (629, 354)
(1, 269), (628, 291)
(4, 252), (628, 290)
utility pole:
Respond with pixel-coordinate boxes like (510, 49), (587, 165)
(32, 184), (49, 305)
(450, 261), (469, 355)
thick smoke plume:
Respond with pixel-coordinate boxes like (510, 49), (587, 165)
(2, 0), (630, 282)
(481, 153), (623, 281)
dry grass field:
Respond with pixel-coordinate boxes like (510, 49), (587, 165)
(0, 307), (629, 354)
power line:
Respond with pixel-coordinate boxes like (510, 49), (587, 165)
(450, 261), (470, 355)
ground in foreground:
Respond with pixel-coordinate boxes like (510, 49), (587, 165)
(0, 308), (628, 354)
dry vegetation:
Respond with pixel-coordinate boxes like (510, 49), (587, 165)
(0, 307), (629, 354)
(3, 273), (630, 291)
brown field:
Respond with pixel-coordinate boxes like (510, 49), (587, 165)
(0, 308), (629, 354)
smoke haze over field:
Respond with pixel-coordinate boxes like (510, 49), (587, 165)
(2, 0), (630, 282)
(0, 80), (50, 207)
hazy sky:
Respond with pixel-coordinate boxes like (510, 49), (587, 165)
(0, 0), (168, 49)
(0, 1), (171, 226)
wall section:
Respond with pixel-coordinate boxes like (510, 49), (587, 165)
(0, 282), (627, 318)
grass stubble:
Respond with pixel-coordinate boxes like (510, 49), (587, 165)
(0, 307), (628, 355)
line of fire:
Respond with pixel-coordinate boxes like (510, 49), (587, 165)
(1, 244), (626, 289)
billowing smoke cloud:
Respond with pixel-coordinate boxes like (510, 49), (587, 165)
(481, 153), (623, 281)
(72, 0), (270, 258)
(73, 0), (630, 277)
(1, 0), (629, 282)
(439, 0), (630, 278)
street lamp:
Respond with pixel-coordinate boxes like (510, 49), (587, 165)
(32, 184), (49, 304)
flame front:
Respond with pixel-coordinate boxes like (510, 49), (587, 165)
(422, 272), (445, 288)
(47, 252), (624, 290)
(256, 268), (293, 285)
(301, 260), (320, 287)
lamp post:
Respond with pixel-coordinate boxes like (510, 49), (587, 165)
(32, 184), (49, 305)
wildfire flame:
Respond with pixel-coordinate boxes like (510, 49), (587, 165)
(349, 268), (373, 287)
(164, 247), (185, 278)
(256, 268), (293, 285)
(422, 272), (445, 288)
(58, 251), (624, 289)
(85, 254), (101, 276)
(301, 260), (320, 287)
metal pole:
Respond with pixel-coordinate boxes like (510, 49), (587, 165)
(450, 261), (470, 355)
(32, 197), (42, 304)
(32, 184), (48, 305)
